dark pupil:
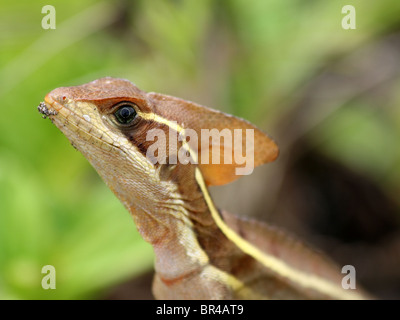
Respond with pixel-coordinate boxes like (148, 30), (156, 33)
(115, 105), (136, 124)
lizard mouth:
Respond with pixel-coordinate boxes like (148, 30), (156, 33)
(38, 94), (117, 152)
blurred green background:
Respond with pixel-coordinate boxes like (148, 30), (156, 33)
(1, 0), (400, 299)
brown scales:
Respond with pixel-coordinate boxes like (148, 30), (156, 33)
(40, 77), (369, 300)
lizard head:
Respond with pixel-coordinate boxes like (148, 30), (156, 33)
(39, 77), (278, 215)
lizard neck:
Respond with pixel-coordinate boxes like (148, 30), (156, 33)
(130, 204), (212, 281)
(127, 164), (232, 281)
(82, 143), (230, 281)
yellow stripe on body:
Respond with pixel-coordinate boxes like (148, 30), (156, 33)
(138, 111), (365, 300)
(139, 110), (259, 297)
(195, 168), (366, 300)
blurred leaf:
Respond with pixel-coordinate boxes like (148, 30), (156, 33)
(311, 103), (400, 182)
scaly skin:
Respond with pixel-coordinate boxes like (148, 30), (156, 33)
(39, 77), (368, 299)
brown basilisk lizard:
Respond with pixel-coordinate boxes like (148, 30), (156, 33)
(38, 77), (367, 299)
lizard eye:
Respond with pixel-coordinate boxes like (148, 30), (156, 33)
(114, 103), (137, 125)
